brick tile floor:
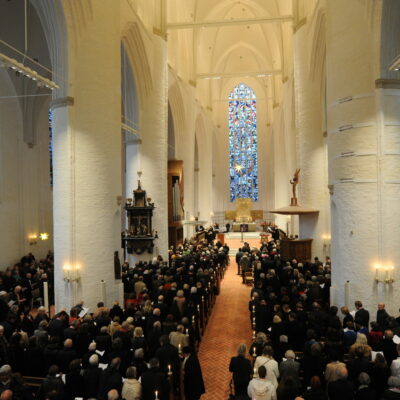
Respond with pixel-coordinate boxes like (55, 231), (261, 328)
(198, 236), (254, 399)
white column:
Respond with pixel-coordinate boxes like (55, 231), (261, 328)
(52, 3), (123, 312)
(140, 36), (168, 260)
(326, 0), (400, 314)
(293, 22), (329, 258)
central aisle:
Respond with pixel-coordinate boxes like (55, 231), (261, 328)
(198, 250), (254, 399)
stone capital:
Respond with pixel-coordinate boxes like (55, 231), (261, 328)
(50, 96), (74, 110)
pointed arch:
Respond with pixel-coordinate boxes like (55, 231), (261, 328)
(121, 21), (153, 106)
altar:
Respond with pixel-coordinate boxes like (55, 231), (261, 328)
(232, 223), (257, 232)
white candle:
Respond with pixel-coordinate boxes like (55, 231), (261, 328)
(178, 343), (182, 353)
(155, 390), (158, 400)
(186, 328), (189, 336)
(344, 281), (350, 307)
(43, 281), (49, 312)
(168, 364), (171, 374)
(101, 280), (106, 305)
(385, 267), (389, 281)
(375, 265), (380, 280)
(253, 367), (257, 375)
(329, 286), (335, 306)
(252, 346), (256, 357)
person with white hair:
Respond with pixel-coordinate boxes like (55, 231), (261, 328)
(279, 350), (300, 390)
(382, 376), (400, 400)
(83, 353), (101, 400)
(169, 324), (189, 349)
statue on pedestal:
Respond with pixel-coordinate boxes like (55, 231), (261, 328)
(290, 169), (301, 206)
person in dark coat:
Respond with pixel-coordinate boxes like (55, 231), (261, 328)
(155, 335), (180, 375)
(370, 353), (390, 397)
(347, 346), (372, 384)
(140, 358), (170, 400)
(48, 312), (68, 339)
(355, 372), (377, 400)
(56, 339), (79, 373)
(377, 303), (390, 331)
(355, 301), (370, 330)
(229, 344), (252, 397)
(65, 359), (84, 400)
(83, 354), (102, 400)
(98, 357), (123, 400)
(182, 346), (205, 400)
(327, 366), (356, 400)
(23, 336), (45, 377)
(37, 365), (66, 400)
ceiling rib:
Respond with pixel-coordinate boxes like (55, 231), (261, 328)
(167, 15), (293, 30)
(197, 70), (282, 80)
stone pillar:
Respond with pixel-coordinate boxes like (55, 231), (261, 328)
(52, 3), (123, 311)
(293, 20), (329, 258)
(326, 0), (400, 314)
(139, 36), (168, 260)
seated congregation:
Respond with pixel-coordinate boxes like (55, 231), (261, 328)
(0, 239), (229, 399)
(229, 240), (400, 400)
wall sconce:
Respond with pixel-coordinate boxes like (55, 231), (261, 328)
(63, 264), (81, 282)
(28, 234), (38, 245)
(374, 263), (395, 283)
(39, 232), (49, 241)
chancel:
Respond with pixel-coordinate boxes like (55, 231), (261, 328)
(1, 1), (400, 400)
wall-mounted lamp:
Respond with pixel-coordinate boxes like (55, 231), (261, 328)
(374, 263), (395, 283)
(63, 264), (81, 283)
(28, 234), (38, 245)
(39, 232), (49, 241)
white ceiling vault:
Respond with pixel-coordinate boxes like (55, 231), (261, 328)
(167, 0), (293, 123)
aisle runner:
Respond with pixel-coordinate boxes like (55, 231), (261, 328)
(198, 250), (253, 399)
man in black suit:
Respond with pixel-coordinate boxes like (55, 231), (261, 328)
(327, 366), (356, 400)
(355, 300), (370, 329)
(182, 346), (205, 400)
(155, 335), (180, 375)
(98, 357), (123, 400)
(377, 303), (390, 331)
(141, 358), (170, 400)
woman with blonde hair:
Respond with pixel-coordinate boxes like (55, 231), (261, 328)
(229, 343), (253, 397)
(349, 333), (372, 359)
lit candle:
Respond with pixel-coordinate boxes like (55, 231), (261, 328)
(186, 328), (189, 336)
(168, 364), (171, 374)
(253, 367), (257, 376)
(375, 264), (380, 280)
(252, 305), (255, 313)
(155, 390), (159, 400)
(385, 267), (389, 281)
(178, 343), (182, 353)
(252, 346), (256, 357)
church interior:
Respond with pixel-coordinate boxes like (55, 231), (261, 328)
(1, 1), (400, 399)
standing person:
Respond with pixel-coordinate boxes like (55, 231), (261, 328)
(229, 344), (253, 398)
(236, 248), (243, 276)
(247, 365), (276, 400)
(182, 346), (205, 400)
(355, 301), (370, 330)
(240, 253), (251, 284)
(140, 358), (170, 400)
(253, 346), (279, 390)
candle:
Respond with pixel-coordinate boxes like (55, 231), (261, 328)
(252, 346), (256, 357)
(168, 364), (171, 374)
(43, 281), (49, 312)
(252, 305), (255, 312)
(253, 367), (257, 376)
(386, 267), (389, 281)
(344, 281), (350, 307)
(178, 343), (182, 353)
(375, 264), (380, 280)
(155, 390), (158, 400)
(186, 328), (189, 336)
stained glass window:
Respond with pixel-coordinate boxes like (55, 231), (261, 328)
(228, 83), (258, 201)
(49, 109), (53, 187)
